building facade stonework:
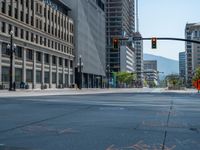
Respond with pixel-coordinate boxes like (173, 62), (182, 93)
(0, 0), (74, 89)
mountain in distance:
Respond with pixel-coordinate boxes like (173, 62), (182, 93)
(144, 53), (179, 79)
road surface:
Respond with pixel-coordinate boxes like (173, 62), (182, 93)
(0, 93), (199, 150)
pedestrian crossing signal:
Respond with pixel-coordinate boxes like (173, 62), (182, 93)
(152, 37), (157, 49)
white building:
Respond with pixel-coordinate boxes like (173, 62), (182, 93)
(185, 23), (200, 87)
(0, 0), (74, 89)
(120, 46), (135, 72)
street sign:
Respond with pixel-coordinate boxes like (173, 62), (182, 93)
(132, 37), (142, 41)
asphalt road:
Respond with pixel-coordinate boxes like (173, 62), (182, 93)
(0, 93), (199, 150)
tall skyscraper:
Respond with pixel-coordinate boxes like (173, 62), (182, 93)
(106, 0), (135, 73)
(185, 23), (200, 87)
(179, 52), (186, 78)
(62, 0), (106, 88)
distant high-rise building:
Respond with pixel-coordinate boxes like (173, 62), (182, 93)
(185, 23), (200, 87)
(106, 0), (135, 73)
(144, 60), (158, 86)
(179, 52), (186, 78)
(133, 32), (144, 87)
(62, 0), (106, 88)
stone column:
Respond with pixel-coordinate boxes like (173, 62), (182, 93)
(68, 59), (71, 86)
(11, 0), (14, 17)
(49, 54), (52, 88)
(0, 42), (2, 83)
(17, 0), (20, 20)
(12, 47), (15, 84)
(32, 50), (36, 89)
(22, 48), (26, 83)
(56, 57), (59, 87)
(62, 58), (65, 86)
(41, 52), (44, 86)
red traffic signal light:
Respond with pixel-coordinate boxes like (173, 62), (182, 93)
(113, 38), (119, 49)
(151, 37), (157, 49)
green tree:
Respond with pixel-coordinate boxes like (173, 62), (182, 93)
(115, 72), (137, 87)
(192, 67), (200, 82)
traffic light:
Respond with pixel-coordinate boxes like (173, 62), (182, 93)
(151, 37), (157, 49)
(113, 38), (119, 49)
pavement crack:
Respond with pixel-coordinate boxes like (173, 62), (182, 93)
(162, 100), (173, 150)
(0, 106), (92, 134)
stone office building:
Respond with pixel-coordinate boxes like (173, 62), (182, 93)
(0, 0), (74, 89)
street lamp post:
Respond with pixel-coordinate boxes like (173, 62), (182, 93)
(77, 55), (83, 90)
(7, 31), (16, 91)
(106, 65), (110, 88)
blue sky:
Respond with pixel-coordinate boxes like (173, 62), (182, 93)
(139, 0), (200, 60)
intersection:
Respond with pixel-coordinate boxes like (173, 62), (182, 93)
(0, 92), (199, 150)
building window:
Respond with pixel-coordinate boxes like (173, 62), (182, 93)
(31, 33), (34, 42)
(8, 24), (12, 33)
(44, 38), (46, 46)
(70, 60), (73, 68)
(59, 73), (63, 84)
(15, 8), (18, 19)
(40, 20), (42, 29)
(2, 67), (9, 82)
(52, 55), (56, 65)
(1, 22), (6, 33)
(26, 49), (33, 61)
(26, 13), (29, 24)
(20, 11), (24, 22)
(58, 43), (60, 51)
(26, 69), (33, 82)
(59, 57), (62, 66)
(8, 5), (12, 16)
(36, 35), (38, 43)
(36, 51), (41, 62)
(26, 0), (29, 8)
(1, 1), (6, 13)
(26, 31), (29, 41)
(2, 42), (9, 56)
(15, 68), (22, 82)
(15, 46), (22, 58)
(31, 16), (34, 26)
(55, 42), (57, 50)
(65, 59), (68, 67)
(48, 39), (50, 47)
(40, 36), (43, 45)
(44, 72), (49, 83)
(14, 26), (18, 37)
(51, 41), (54, 48)
(21, 29), (24, 39)
(52, 72), (56, 84)
(44, 23), (46, 32)
(36, 71), (41, 83)
(44, 54), (49, 64)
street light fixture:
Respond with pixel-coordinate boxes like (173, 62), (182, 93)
(7, 30), (16, 91)
(77, 55), (83, 89)
(106, 65), (110, 88)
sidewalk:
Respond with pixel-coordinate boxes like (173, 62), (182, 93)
(0, 88), (198, 98)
